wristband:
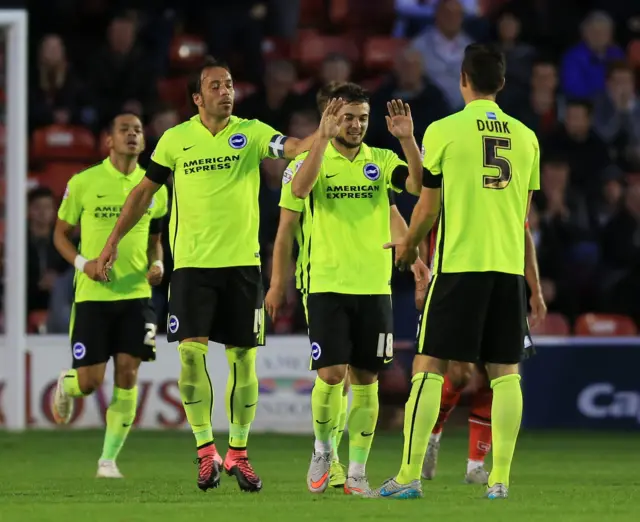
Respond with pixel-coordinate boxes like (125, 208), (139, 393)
(74, 255), (88, 273)
(152, 260), (164, 275)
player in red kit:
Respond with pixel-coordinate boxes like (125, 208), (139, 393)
(419, 218), (546, 483)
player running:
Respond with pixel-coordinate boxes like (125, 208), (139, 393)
(51, 113), (169, 478)
(421, 222), (547, 484)
(373, 44), (540, 500)
(279, 83), (425, 495)
(96, 57), (316, 493)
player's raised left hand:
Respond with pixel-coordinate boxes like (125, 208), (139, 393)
(386, 99), (414, 140)
(383, 240), (419, 272)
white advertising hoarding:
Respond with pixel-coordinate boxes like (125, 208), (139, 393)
(0, 335), (315, 432)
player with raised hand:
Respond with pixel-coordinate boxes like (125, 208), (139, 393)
(372, 44), (540, 500)
(51, 113), (169, 478)
(279, 83), (425, 495)
(266, 84), (428, 490)
(96, 56), (317, 493)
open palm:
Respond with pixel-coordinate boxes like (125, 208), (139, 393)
(386, 99), (414, 139)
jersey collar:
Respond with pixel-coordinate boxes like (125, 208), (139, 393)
(326, 140), (372, 162)
(191, 114), (238, 135)
(464, 99), (499, 111)
(102, 157), (142, 178)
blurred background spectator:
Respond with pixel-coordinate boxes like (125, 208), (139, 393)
(7, 0), (640, 336)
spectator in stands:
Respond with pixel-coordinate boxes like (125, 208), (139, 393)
(27, 187), (66, 314)
(593, 61), (640, 172)
(90, 15), (157, 127)
(29, 34), (91, 132)
(369, 47), (451, 154)
(591, 165), (625, 229)
(299, 53), (352, 112)
(139, 104), (179, 167)
(411, 0), (473, 110)
(543, 100), (611, 200)
(494, 9), (536, 106)
(393, 0), (479, 38)
(601, 183), (640, 324)
(205, 1), (266, 83)
(288, 109), (320, 139)
(237, 59), (301, 132)
(560, 11), (625, 100)
(506, 59), (565, 137)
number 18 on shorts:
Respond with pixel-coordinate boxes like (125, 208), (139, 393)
(306, 293), (394, 373)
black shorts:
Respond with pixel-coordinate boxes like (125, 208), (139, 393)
(305, 293), (394, 373)
(167, 266), (264, 347)
(416, 272), (527, 365)
(70, 298), (157, 369)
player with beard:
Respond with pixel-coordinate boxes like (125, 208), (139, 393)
(95, 56), (317, 493)
(282, 83), (425, 494)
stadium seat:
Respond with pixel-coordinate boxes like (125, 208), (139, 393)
(28, 310), (49, 334)
(31, 125), (97, 163)
(262, 37), (291, 61)
(529, 312), (571, 336)
(158, 76), (190, 111)
(627, 40), (640, 68)
(299, 0), (327, 28)
(363, 37), (408, 72)
(295, 33), (360, 72)
(574, 313), (638, 336)
(98, 130), (109, 158)
(37, 162), (90, 198)
(330, 0), (395, 32)
(170, 34), (207, 69)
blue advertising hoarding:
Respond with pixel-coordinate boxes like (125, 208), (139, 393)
(521, 337), (640, 430)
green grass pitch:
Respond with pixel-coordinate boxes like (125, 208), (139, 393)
(0, 430), (637, 522)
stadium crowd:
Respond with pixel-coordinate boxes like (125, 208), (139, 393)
(10, 0), (640, 335)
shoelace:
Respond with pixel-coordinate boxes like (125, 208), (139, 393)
(196, 455), (214, 480)
(235, 457), (258, 483)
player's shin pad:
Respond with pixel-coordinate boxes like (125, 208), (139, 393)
(488, 374), (522, 488)
(347, 383), (379, 472)
(312, 377), (344, 451)
(178, 342), (214, 447)
(332, 392), (349, 458)
(101, 386), (138, 461)
(397, 373), (444, 484)
(225, 347), (258, 448)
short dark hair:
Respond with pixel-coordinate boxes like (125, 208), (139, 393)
(328, 82), (369, 105)
(316, 81), (348, 113)
(28, 186), (54, 205)
(606, 59), (634, 79)
(107, 112), (142, 134)
(566, 98), (593, 114)
(188, 55), (231, 97)
(461, 44), (506, 95)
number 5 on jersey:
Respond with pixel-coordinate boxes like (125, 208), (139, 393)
(483, 136), (512, 190)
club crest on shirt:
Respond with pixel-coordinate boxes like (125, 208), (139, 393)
(63, 185), (70, 200)
(363, 163), (380, 181)
(229, 133), (248, 149)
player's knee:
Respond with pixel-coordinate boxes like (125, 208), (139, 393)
(114, 366), (139, 389)
(448, 362), (473, 389)
(317, 366), (347, 386)
(77, 368), (104, 394)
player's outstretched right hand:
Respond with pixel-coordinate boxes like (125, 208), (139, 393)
(96, 242), (118, 282)
(265, 286), (286, 321)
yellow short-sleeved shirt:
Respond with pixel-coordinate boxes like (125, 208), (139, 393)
(284, 142), (406, 295)
(58, 158), (169, 302)
(151, 115), (283, 269)
(423, 99), (540, 276)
